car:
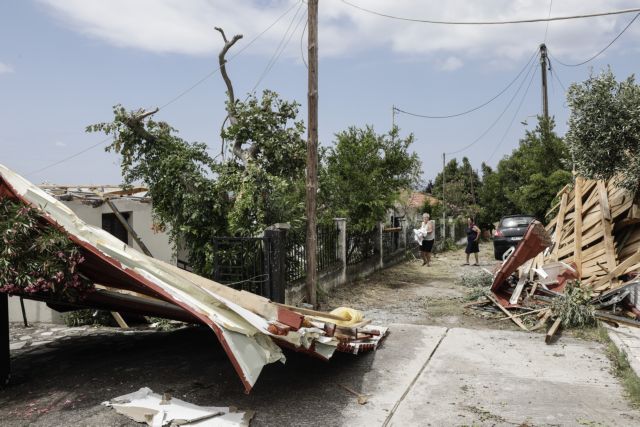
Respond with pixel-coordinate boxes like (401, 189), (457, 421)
(493, 215), (536, 260)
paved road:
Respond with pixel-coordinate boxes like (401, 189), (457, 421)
(2, 321), (638, 426)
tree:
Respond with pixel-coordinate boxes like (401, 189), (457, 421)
(319, 126), (421, 231)
(478, 116), (571, 224)
(566, 68), (640, 192)
(432, 157), (481, 218)
(88, 92), (306, 277)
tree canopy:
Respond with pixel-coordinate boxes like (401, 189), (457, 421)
(432, 157), (481, 219)
(566, 68), (640, 192)
(319, 126), (421, 231)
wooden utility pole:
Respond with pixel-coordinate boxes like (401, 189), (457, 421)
(539, 43), (549, 120)
(305, 0), (318, 307)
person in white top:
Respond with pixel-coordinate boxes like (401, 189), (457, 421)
(418, 213), (435, 266)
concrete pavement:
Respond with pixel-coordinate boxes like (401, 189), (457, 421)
(3, 322), (639, 426)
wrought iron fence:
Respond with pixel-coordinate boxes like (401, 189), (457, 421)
(382, 227), (401, 260)
(285, 224), (341, 284)
(211, 237), (271, 297)
(346, 227), (378, 266)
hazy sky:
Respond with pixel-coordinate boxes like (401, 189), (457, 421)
(2, 0), (640, 186)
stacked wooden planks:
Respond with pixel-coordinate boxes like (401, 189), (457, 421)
(539, 176), (640, 294)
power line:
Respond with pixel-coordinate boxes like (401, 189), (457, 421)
(445, 59), (537, 155)
(341, 0), (640, 25)
(300, 15), (308, 69)
(549, 12), (640, 67)
(547, 57), (568, 92)
(250, 1), (306, 94)
(26, 1), (302, 177)
(487, 65), (538, 162)
(26, 136), (114, 176)
(394, 48), (537, 119)
(543, 0), (553, 42)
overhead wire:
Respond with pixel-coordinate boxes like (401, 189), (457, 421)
(300, 15), (308, 69)
(250, 0), (305, 94)
(26, 0), (302, 177)
(445, 59), (538, 156)
(543, 0), (553, 42)
(394, 48), (537, 119)
(340, 0), (640, 25)
(549, 12), (640, 67)
(487, 65), (539, 162)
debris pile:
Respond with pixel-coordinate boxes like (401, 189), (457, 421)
(0, 164), (388, 393)
(469, 176), (640, 341)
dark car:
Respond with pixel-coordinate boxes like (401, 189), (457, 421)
(493, 215), (536, 260)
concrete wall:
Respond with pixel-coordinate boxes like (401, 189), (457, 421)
(9, 197), (176, 324)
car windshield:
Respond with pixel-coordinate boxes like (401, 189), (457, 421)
(500, 216), (534, 228)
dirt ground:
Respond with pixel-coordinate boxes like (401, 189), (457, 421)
(322, 243), (518, 331)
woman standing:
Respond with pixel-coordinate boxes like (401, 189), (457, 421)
(464, 217), (481, 266)
(419, 213), (435, 266)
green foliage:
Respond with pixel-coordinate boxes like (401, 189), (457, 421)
(551, 282), (596, 328)
(432, 157), (481, 219)
(566, 68), (640, 192)
(88, 90), (306, 277)
(478, 116), (572, 224)
(0, 198), (93, 300)
(62, 309), (116, 327)
(319, 126), (421, 232)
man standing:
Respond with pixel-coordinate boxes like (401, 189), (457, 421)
(419, 213), (435, 266)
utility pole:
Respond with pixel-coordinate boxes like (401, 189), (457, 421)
(539, 43), (549, 120)
(305, 0), (318, 307)
(442, 153), (446, 237)
(392, 105), (396, 130)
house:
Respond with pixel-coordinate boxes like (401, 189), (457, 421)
(8, 184), (181, 323)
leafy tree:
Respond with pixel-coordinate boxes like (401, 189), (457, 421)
(566, 68), (640, 192)
(478, 116), (572, 224)
(88, 90), (306, 276)
(432, 157), (481, 218)
(319, 126), (421, 231)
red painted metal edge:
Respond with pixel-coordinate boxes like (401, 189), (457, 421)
(0, 177), (256, 393)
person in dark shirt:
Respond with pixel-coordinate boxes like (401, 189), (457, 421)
(464, 217), (481, 266)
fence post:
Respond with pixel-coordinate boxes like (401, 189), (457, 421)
(377, 222), (384, 268)
(399, 218), (407, 250)
(264, 228), (287, 304)
(450, 217), (456, 241)
(1, 293), (9, 387)
(334, 218), (347, 283)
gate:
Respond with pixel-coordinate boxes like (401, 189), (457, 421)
(211, 229), (286, 303)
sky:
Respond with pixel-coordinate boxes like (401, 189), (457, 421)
(1, 0), (640, 186)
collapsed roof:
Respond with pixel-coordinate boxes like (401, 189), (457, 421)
(0, 164), (387, 393)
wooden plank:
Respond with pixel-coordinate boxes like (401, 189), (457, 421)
(487, 294), (528, 331)
(104, 199), (154, 257)
(552, 192), (568, 260)
(110, 312), (129, 329)
(498, 307), (549, 321)
(594, 249), (640, 290)
(574, 177), (584, 273)
(530, 309), (552, 331)
(545, 317), (562, 344)
(597, 181), (617, 271)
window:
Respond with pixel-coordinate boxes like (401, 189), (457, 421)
(102, 212), (130, 244)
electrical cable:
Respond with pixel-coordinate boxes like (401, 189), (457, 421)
(543, 0), (553, 42)
(26, 1), (302, 177)
(445, 59), (537, 155)
(300, 15), (308, 69)
(487, 65), (538, 162)
(549, 12), (640, 67)
(394, 48), (537, 119)
(340, 0), (640, 25)
(547, 56), (568, 92)
(250, 1), (305, 94)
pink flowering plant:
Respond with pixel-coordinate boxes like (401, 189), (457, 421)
(0, 197), (93, 301)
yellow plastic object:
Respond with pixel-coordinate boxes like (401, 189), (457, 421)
(327, 307), (364, 326)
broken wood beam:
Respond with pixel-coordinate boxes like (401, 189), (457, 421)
(110, 311), (129, 329)
(545, 317), (562, 344)
(530, 309), (552, 331)
(487, 294), (529, 331)
(104, 199), (153, 257)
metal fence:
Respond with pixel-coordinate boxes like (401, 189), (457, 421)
(346, 227), (378, 265)
(211, 237), (271, 297)
(285, 224), (341, 284)
(382, 227), (401, 260)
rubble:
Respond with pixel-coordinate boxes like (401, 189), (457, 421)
(0, 164), (388, 393)
(470, 176), (640, 342)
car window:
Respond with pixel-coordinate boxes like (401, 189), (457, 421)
(500, 216), (534, 228)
